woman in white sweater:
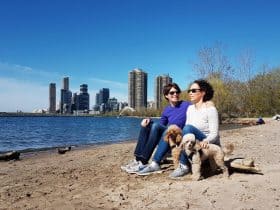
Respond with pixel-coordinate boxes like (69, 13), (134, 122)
(170, 79), (220, 178)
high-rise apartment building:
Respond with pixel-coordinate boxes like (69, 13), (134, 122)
(95, 93), (100, 106)
(49, 83), (56, 113)
(63, 77), (69, 90)
(128, 68), (147, 110)
(98, 88), (110, 105)
(155, 74), (172, 109)
(76, 84), (90, 111)
(60, 77), (72, 114)
(94, 88), (110, 112)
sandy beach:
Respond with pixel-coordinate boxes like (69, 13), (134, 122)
(0, 119), (279, 210)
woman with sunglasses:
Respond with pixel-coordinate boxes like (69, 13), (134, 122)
(170, 79), (220, 177)
(137, 79), (218, 177)
(122, 83), (191, 174)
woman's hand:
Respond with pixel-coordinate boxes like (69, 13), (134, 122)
(141, 118), (151, 127)
(199, 141), (209, 149)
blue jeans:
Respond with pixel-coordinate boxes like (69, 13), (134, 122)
(152, 124), (207, 165)
(134, 121), (166, 164)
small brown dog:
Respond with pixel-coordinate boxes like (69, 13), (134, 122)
(182, 133), (234, 181)
(164, 124), (183, 167)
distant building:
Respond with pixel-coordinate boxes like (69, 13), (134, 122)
(60, 77), (72, 114)
(128, 68), (147, 110)
(49, 83), (56, 113)
(107, 97), (118, 111)
(147, 101), (156, 109)
(73, 84), (90, 112)
(99, 88), (109, 105)
(95, 88), (110, 112)
(95, 93), (100, 106)
(155, 74), (172, 109)
(62, 77), (69, 90)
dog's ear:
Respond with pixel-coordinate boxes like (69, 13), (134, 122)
(164, 132), (169, 142)
(194, 141), (202, 151)
(176, 134), (183, 145)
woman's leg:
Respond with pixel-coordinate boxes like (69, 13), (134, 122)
(134, 122), (166, 164)
(152, 135), (170, 164)
(133, 122), (152, 158)
(136, 134), (170, 175)
(182, 124), (207, 141)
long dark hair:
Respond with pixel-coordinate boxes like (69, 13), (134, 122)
(193, 79), (214, 102)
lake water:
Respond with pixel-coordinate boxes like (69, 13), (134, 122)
(0, 116), (144, 153)
(0, 116), (247, 153)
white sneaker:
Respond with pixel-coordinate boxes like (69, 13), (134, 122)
(121, 159), (138, 171)
(125, 161), (147, 174)
(169, 163), (190, 178)
(136, 161), (162, 176)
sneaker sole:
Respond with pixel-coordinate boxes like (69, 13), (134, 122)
(125, 166), (148, 174)
(136, 170), (163, 176)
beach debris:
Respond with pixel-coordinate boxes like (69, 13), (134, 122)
(230, 158), (263, 174)
(0, 151), (20, 161)
(57, 146), (72, 154)
(272, 114), (280, 121)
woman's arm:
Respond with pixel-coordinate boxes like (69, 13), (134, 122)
(204, 106), (219, 144)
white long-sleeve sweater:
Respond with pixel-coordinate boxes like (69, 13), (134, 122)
(186, 104), (220, 145)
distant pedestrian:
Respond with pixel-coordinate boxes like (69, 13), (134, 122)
(256, 117), (265, 125)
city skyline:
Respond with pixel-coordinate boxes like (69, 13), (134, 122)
(1, 0), (280, 112)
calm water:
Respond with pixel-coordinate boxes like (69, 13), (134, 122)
(0, 116), (146, 153)
(0, 116), (248, 153)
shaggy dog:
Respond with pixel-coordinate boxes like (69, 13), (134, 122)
(163, 124), (183, 167)
(182, 133), (234, 181)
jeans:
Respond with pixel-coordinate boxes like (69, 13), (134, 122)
(153, 135), (170, 164)
(134, 121), (166, 164)
(152, 124), (207, 165)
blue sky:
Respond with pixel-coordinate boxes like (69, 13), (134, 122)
(0, 0), (279, 112)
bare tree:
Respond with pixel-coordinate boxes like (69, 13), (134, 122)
(192, 42), (233, 81)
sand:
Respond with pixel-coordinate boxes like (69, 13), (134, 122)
(0, 119), (279, 210)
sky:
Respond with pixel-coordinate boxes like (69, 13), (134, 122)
(0, 0), (279, 112)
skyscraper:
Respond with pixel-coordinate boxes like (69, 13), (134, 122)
(60, 77), (72, 114)
(99, 88), (109, 105)
(155, 74), (172, 109)
(94, 88), (110, 112)
(77, 84), (90, 111)
(62, 77), (69, 90)
(49, 83), (56, 113)
(128, 68), (147, 110)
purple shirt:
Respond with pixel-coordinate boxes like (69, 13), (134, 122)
(159, 101), (191, 129)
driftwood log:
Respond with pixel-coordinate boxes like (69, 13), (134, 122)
(57, 146), (72, 154)
(0, 151), (20, 161)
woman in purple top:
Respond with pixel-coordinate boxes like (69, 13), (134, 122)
(122, 83), (191, 173)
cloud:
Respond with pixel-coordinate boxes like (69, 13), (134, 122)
(87, 77), (128, 104)
(89, 77), (127, 89)
(0, 61), (61, 80)
(0, 77), (48, 112)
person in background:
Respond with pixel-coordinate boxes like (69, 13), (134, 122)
(121, 83), (191, 174)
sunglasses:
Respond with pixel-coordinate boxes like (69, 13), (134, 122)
(187, 89), (201, 93)
(168, 90), (180, 95)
